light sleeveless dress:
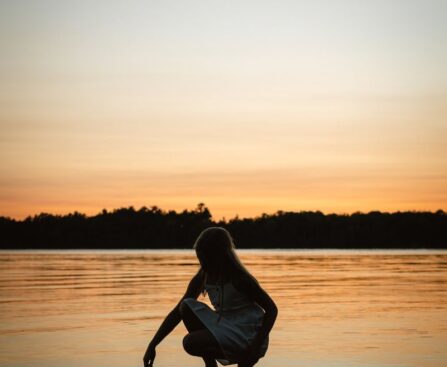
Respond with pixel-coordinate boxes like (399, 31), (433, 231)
(183, 281), (269, 365)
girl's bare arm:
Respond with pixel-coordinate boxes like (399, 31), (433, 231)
(236, 273), (278, 351)
(148, 270), (202, 347)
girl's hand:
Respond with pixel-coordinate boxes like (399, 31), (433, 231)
(240, 343), (260, 366)
(143, 343), (156, 367)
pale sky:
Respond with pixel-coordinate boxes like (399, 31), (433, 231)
(1, 0), (446, 221)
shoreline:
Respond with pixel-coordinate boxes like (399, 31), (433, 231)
(1, 248), (446, 254)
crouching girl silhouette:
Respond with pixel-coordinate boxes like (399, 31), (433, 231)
(143, 226), (278, 367)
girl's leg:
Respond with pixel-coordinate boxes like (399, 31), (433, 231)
(183, 329), (223, 367)
(238, 362), (258, 367)
(179, 300), (225, 366)
(179, 299), (206, 332)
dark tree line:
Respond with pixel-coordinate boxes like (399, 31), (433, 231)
(0, 203), (446, 249)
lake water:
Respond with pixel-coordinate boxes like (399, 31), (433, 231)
(0, 250), (446, 367)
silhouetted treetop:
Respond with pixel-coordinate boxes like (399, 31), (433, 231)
(0, 204), (446, 249)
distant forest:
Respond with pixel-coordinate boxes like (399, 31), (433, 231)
(1, 203), (446, 249)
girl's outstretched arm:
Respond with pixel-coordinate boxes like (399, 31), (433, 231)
(143, 270), (202, 366)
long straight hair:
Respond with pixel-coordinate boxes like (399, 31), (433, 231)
(193, 226), (258, 294)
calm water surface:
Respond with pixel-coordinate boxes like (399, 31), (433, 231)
(0, 250), (446, 367)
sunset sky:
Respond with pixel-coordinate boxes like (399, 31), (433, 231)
(1, 0), (446, 221)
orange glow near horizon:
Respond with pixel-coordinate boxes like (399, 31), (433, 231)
(2, 163), (446, 221)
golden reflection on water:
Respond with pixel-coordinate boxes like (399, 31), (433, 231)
(0, 250), (446, 367)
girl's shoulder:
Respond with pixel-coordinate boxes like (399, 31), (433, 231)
(231, 270), (259, 293)
(195, 268), (207, 283)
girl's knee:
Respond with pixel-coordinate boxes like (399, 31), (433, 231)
(179, 298), (193, 318)
(179, 299), (188, 317)
(182, 333), (198, 356)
